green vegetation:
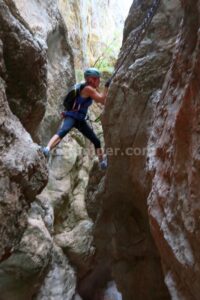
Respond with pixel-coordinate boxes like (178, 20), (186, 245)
(94, 31), (121, 75)
(75, 31), (122, 82)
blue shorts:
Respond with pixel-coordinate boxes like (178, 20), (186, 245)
(57, 117), (101, 149)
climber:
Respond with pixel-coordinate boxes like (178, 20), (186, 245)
(42, 67), (110, 170)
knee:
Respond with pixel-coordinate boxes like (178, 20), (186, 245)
(56, 129), (67, 139)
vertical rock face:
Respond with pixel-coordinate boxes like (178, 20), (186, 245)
(85, 1), (182, 299)
(0, 0), (47, 139)
(2, 0), (199, 300)
(36, 138), (97, 300)
(147, 1), (200, 299)
(0, 0), (48, 289)
(59, 0), (132, 69)
(0, 1), (76, 299)
(0, 0), (74, 141)
(5, 1), (107, 300)
(0, 1), (103, 300)
(0, 74), (47, 264)
(11, 0), (75, 142)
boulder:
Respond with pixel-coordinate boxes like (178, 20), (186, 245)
(0, 71), (47, 264)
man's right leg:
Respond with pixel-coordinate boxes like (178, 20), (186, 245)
(75, 120), (107, 170)
(42, 117), (75, 157)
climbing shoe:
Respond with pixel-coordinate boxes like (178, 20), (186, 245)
(41, 146), (50, 159)
(99, 157), (107, 170)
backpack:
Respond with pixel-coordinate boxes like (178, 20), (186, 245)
(63, 83), (86, 111)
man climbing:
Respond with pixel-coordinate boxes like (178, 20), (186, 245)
(42, 68), (110, 170)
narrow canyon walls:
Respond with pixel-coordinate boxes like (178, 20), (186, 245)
(85, 1), (182, 299)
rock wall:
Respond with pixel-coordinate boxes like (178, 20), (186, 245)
(0, 1), (106, 300)
(0, 70), (47, 264)
(2, 1), (109, 300)
(0, 0), (50, 298)
(0, 0), (77, 299)
(2, 0), (198, 300)
(59, 0), (132, 71)
(0, 0), (47, 140)
(10, 0), (75, 143)
(147, 1), (200, 299)
(84, 1), (182, 299)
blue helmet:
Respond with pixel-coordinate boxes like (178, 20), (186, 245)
(84, 67), (101, 78)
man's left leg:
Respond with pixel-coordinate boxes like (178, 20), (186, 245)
(75, 120), (107, 169)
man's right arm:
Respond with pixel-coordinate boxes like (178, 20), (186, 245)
(82, 86), (108, 105)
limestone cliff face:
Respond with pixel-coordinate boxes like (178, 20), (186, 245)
(84, 1), (182, 299)
(0, 1), (76, 299)
(0, 1), (105, 300)
(11, 0), (75, 143)
(147, 1), (200, 299)
(0, 75), (47, 263)
(2, 1), (198, 300)
(59, 0), (132, 70)
(0, 0), (47, 139)
(0, 0), (49, 297)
